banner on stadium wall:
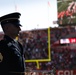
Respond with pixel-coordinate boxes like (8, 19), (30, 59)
(60, 38), (76, 44)
(56, 70), (76, 75)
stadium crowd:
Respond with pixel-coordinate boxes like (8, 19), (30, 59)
(0, 26), (76, 74)
(18, 26), (76, 71)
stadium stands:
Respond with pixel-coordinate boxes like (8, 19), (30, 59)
(0, 26), (76, 74)
(18, 26), (76, 71)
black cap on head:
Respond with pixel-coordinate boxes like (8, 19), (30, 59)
(0, 12), (22, 26)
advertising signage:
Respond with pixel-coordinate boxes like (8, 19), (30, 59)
(57, 0), (76, 26)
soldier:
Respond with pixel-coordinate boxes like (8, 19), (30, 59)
(0, 12), (25, 75)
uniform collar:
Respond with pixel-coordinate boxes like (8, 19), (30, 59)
(4, 35), (14, 42)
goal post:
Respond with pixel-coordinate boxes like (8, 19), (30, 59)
(25, 27), (51, 69)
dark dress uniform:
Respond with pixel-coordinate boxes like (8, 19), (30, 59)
(0, 35), (25, 75)
(0, 12), (25, 75)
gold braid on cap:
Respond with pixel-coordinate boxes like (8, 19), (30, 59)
(1, 18), (19, 23)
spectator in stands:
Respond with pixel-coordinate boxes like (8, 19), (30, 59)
(0, 12), (25, 75)
(18, 27), (76, 71)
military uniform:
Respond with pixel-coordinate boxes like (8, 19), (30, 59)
(0, 12), (25, 75)
(0, 35), (25, 75)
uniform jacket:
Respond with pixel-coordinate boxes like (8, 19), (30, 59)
(0, 35), (25, 75)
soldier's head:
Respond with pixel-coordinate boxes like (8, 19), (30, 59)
(0, 12), (22, 38)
